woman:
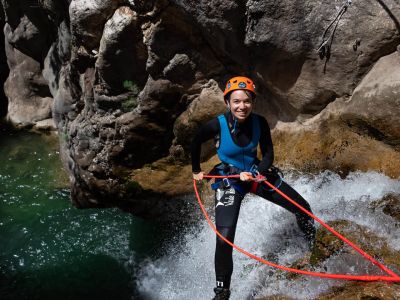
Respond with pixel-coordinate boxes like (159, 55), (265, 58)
(191, 76), (316, 300)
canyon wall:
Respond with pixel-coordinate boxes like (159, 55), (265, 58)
(1, 0), (399, 216)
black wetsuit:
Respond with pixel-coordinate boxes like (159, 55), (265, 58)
(191, 112), (315, 290)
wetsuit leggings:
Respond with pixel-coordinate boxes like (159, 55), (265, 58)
(214, 176), (315, 289)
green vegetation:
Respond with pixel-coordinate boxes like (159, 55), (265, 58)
(121, 80), (139, 112)
(123, 80), (138, 91)
(123, 178), (143, 196)
(61, 130), (69, 142)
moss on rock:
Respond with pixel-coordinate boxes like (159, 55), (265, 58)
(370, 193), (400, 222)
(317, 282), (400, 300)
(128, 154), (220, 197)
(273, 117), (400, 178)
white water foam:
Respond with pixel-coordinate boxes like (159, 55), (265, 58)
(137, 171), (400, 300)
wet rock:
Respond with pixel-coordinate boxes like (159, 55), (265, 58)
(283, 218), (400, 286)
(370, 193), (400, 222)
(309, 220), (400, 270)
(309, 220), (347, 266)
(317, 282), (400, 300)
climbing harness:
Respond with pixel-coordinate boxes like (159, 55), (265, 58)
(247, 166), (283, 193)
(317, 0), (352, 72)
(193, 173), (400, 282)
(209, 162), (260, 195)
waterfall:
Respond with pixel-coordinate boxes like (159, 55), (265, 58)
(137, 171), (400, 300)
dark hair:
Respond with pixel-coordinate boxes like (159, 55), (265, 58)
(224, 90), (256, 103)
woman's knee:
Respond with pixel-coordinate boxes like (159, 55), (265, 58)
(216, 226), (236, 248)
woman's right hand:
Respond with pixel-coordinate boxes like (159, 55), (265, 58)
(193, 172), (204, 181)
(239, 172), (254, 181)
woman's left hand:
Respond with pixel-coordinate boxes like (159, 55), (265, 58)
(239, 172), (254, 181)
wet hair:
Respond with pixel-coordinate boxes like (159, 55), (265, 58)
(224, 90), (256, 104)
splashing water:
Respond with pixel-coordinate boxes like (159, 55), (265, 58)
(137, 171), (400, 300)
(1, 127), (399, 299)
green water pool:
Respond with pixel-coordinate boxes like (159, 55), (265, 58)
(0, 125), (174, 300)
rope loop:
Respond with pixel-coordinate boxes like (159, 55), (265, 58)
(194, 174), (400, 282)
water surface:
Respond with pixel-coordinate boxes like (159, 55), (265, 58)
(0, 127), (178, 300)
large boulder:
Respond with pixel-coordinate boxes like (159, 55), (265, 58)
(2, 0), (68, 127)
(273, 51), (400, 177)
(4, 34), (53, 126)
(95, 6), (148, 91)
(343, 51), (400, 150)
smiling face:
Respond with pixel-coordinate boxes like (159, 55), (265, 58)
(227, 90), (254, 122)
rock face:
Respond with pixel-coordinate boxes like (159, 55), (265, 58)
(1, 0), (400, 216)
(273, 51), (400, 177)
(0, 14), (8, 118)
(4, 40), (53, 126)
(2, 0), (67, 127)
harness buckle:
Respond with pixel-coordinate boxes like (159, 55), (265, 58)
(222, 178), (231, 188)
(249, 164), (259, 178)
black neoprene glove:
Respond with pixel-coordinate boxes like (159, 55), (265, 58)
(257, 159), (272, 176)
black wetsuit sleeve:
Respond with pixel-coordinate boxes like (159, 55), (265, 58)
(257, 115), (274, 175)
(191, 118), (220, 173)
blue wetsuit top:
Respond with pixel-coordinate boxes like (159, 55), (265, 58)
(191, 112), (274, 175)
(216, 114), (260, 172)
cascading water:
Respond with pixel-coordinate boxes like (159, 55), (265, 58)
(137, 171), (400, 300)
(1, 127), (399, 299)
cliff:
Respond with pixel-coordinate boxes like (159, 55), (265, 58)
(1, 0), (400, 217)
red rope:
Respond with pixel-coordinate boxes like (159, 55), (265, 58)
(194, 176), (400, 282)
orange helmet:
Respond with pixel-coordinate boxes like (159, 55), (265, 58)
(223, 76), (256, 97)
